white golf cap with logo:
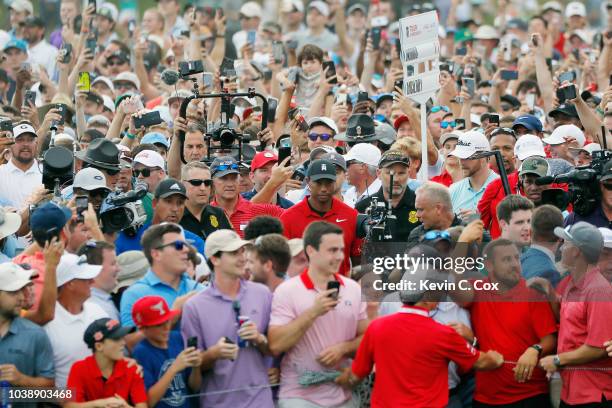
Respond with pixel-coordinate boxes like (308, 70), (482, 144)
(449, 131), (491, 159)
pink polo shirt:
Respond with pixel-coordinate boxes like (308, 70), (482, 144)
(13, 251), (46, 309)
(270, 269), (367, 406)
(558, 268), (612, 405)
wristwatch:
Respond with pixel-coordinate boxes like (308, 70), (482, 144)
(530, 344), (543, 355)
(553, 355), (562, 367)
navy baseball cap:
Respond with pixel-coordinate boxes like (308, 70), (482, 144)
(307, 159), (337, 181)
(84, 318), (135, 349)
(30, 202), (72, 232)
(210, 156), (240, 178)
(512, 114), (543, 133)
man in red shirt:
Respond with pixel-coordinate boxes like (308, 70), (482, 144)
(539, 223), (612, 406)
(66, 318), (147, 408)
(209, 156), (284, 238)
(451, 237), (558, 407)
(336, 262), (504, 408)
(280, 159), (362, 276)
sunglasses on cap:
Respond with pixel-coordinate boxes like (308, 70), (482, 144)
(186, 178), (212, 187)
(133, 168), (160, 178)
(155, 240), (188, 251)
(423, 230), (451, 241)
(214, 163), (239, 173)
(430, 105), (450, 114)
(490, 127), (517, 138)
(308, 132), (334, 142)
(440, 120), (456, 129)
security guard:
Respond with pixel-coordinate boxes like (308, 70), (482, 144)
(355, 150), (421, 242)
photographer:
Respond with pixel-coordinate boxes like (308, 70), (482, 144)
(356, 150), (420, 243)
(564, 159), (612, 228)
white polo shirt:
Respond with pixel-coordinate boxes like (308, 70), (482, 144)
(343, 179), (382, 208)
(0, 159), (42, 208)
(43, 300), (108, 388)
(270, 270), (367, 407)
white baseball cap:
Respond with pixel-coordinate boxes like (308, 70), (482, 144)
(113, 72), (141, 90)
(542, 1), (563, 12)
(282, 0), (304, 13)
(599, 227), (612, 249)
(474, 25), (498, 40)
(0, 263), (34, 292)
(12, 123), (37, 139)
(543, 124), (585, 147)
(9, 0), (33, 14)
(98, 2), (119, 22)
(204, 229), (250, 259)
(569, 143), (602, 156)
(240, 1), (263, 18)
(0, 207), (21, 240)
(73, 168), (110, 191)
(343, 143), (382, 167)
(56, 253), (102, 287)
(308, 0), (330, 17)
(92, 76), (115, 92)
(514, 134), (546, 161)
(449, 131), (491, 159)
(565, 1), (586, 17)
(308, 116), (339, 135)
(102, 95), (115, 113)
(134, 150), (165, 169)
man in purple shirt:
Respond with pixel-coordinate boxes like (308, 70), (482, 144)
(181, 229), (274, 407)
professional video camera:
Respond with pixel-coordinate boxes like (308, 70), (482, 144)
(42, 146), (74, 198)
(99, 182), (148, 234)
(538, 150), (612, 215)
(356, 196), (397, 242)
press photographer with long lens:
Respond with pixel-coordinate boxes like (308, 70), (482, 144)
(563, 159), (612, 228)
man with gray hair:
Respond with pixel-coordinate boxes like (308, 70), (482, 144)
(538, 222), (612, 407)
(409, 181), (462, 245)
(179, 161), (231, 240)
(342, 143), (382, 207)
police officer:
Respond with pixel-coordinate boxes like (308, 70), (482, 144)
(355, 150), (421, 242)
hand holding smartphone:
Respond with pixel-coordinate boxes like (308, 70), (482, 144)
(327, 281), (340, 300)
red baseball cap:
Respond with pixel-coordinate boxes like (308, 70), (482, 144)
(393, 115), (410, 130)
(132, 295), (180, 327)
(250, 151), (278, 171)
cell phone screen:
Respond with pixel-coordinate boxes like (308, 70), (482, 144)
(187, 336), (198, 348)
(323, 61), (337, 84)
(327, 281), (340, 299)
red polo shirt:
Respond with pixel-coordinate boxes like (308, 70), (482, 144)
(351, 306), (480, 408)
(211, 195), (284, 238)
(431, 169), (453, 187)
(280, 197), (362, 276)
(67, 355), (147, 405)
(558, 268), (612, 405)
(467, 279), (557, 405)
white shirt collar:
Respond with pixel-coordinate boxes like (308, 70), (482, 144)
(7, 159), (40, 175)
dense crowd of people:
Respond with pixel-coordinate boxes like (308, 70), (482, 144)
(0, 0), (612, 407)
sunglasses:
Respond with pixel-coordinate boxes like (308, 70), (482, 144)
(186, 178), (212, 187)
(440, 120), (456, 129)
(155, 240), (188, 251)
(214, 163), (239, 173)
(133, 168), (160, 178)
(308, 133), (334, 142)
(423, 230), (451, 241)
(490, 127), (517, 138)
(430, 105), (450, 114)
(107, 59), (127, 67)
(603, 183), (612, 191)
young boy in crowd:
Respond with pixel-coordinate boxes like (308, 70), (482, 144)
(66, 318), (147, 408)
(131, 296), (202, 408)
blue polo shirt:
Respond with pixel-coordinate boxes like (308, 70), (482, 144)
(119, 269), (204, 327)
(449, 171), (499, 213)
(0, 318), (55, 408)
(242, 189), (294, 209)
(132, 331), (191, 408)
(115, 222), (205, 256)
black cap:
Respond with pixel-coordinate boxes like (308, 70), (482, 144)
(83, 318), (135, 349)
(379, 150), (410, 168)
(549, 103), (579, 119)
(601, 160), (612, 182)
(307, 159), (337, 181)
(86, 92), (104, 106)
(109, 50), (129, 63)
(501, 94), (521, 110)
(24, 17), (45, 28)
(155, 178), (188, 199)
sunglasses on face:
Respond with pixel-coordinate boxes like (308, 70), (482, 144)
(108, 59), (127, 67)
(186, 178), (212, 187)
(214, 163), (239, 173)
(308, 132), (333, 142)
(430, 105), (450, 114)
(603, 183), (612, 191)
(155, 240), (188, 251)
(133, 168), (159, 178)
(440, 120), (456, 129)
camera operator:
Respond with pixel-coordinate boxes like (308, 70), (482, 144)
(72, 168), (111, 213)
(133, 150), (167, 194)
(564, 159), (612, 228)
(115, 179), (204, 255)
(356, 150), (420, 243)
